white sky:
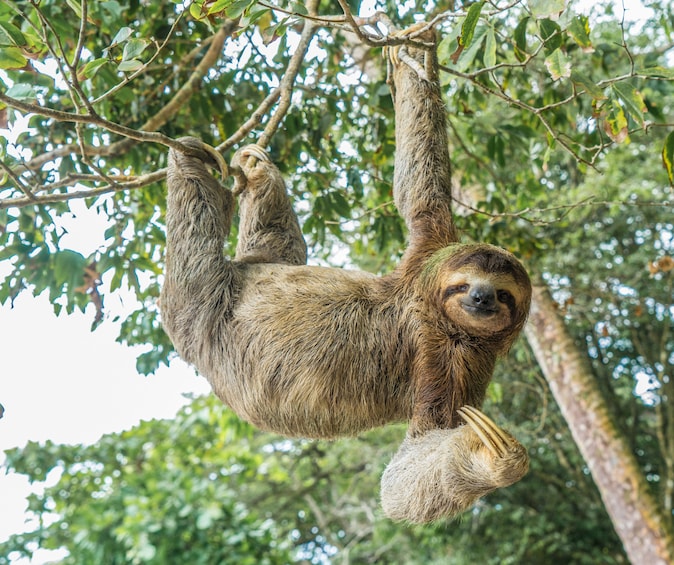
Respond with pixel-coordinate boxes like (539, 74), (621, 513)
(0, 1), (654, 563)
(0, 291), (210, 558)
(0, 196), (211, 564)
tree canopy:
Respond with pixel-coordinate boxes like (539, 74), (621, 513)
(1, 0), (673, 563)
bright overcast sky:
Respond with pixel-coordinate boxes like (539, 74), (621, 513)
(0, 273), (210, 558)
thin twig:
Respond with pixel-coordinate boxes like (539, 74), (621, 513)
(0, 159), (36, 201)
(0, 170), (166, 211)
(258, 0), (320, 149)
(72, 0), (88, 69)
(6, 24), (231, 175)
(0, 92), (190, 152)
(90, 11), (187, 106)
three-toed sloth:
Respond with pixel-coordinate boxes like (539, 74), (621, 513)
(161, 34), (532, 523)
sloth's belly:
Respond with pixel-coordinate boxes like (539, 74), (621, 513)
(233, 373), (412, 439)
(200, 262), (415, 439)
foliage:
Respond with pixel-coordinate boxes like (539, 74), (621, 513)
(0, 0), (673, 562)
(0, 383), (627, 564)
(534, 128), (674, 515)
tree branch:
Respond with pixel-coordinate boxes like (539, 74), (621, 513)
(6, 23), (232, 176)
(0, 170), (165, 211)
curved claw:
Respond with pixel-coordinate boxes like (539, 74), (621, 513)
(231, 143), (271, 195)
(175, 137), (228, 179)
(236, 143), (270, 164)
(201, 143), (228, 179)
(457, 406), (512, 458)
(383, 23), (435, 82)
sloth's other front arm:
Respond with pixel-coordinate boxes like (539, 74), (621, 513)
(392, 35), (458, 274)
(161, 138), (239, 366)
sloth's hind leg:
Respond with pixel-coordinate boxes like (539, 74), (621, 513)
(232, 145), (307, 266)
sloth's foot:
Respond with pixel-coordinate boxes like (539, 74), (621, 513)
(457, 405), (529, 488)
(232, 144), (269, 173)
(384, 23), (435, 82)
(173, 136), (228, 179)
(232, 143), (270, 194)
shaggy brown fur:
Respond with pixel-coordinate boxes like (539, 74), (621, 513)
(161, 34), (531, 523)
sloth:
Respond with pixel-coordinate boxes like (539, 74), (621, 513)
(161, 34), (532, 523)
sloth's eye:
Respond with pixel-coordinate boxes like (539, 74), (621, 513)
(497, 290), (514, 304)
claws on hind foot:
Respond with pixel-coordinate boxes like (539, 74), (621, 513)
(233, 144), (270, 170)
(231, 144), (271, 195)
(174, 137), (228, 179)
(383, 24), (434, 82)
(457, 405), (513, 458)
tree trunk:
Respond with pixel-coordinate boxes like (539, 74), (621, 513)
(525, 285), (674, 565)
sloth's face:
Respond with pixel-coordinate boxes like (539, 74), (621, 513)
(438, 265), (528, 337)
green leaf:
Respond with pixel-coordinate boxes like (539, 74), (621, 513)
(484, 27), (496, 67)
(662, 131), (674, 186)
(0, 21), (27, 47)
(0, 46), (27, 69)
(637, 66), (674, 79)
(110, 266), (123, 292)
(189, 1), (204, 20)
(528, 0), (566, 19)
(570, 71), (605, 100)
(347, 168), (363, 199)
(289, 2), (307, 16)
(242, 6), (273, 35)
(65, 0), (83, 18)
(459, 1), (485, 48)
(611, 83), (646, 127)
(513, 17), (529, 61)
(118, 59), (143, 72)
(447, 2), (485, 64)
(53, 249), (87, 291)
(567, 15), (593, 52)
(451, 26), (488, 70)
(80, 58), (109, 80)
(110, 26), (133, 47)
(329, 190), (351, 218)
(544, 48), (571, 80)
(122, 38), (149, 61)
(6, 83), (36, 102)
(226, 0), (253, 19)
(99, 1), (124, 21)
(207, 0), (234, 14)
(603, 99), (629, 143)
(539, 18), (562, 55)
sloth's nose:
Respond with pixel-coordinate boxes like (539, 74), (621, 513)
(470, 285), (496, 308)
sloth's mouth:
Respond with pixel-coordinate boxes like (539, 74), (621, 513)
(461, 303), (498, 316)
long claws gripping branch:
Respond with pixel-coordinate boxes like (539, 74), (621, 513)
(231, 143), (270, 194)
(176, 137), (229, 179)
(383, 22), (435, 84)
(233, 144), (270, 169)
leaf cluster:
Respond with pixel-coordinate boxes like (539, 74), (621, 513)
(0, 375), (627, 564)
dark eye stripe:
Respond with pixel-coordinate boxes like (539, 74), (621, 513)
(443, 284), (468, 301)
(497, 290), (513, 304)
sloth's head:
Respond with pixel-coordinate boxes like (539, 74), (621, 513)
(423, 244), (532, 349)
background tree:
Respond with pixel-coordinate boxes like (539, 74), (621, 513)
(1, 0), (673, 562)
(0, 392), (627, 565)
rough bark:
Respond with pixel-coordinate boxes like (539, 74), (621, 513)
(525, 285), (674, 565)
